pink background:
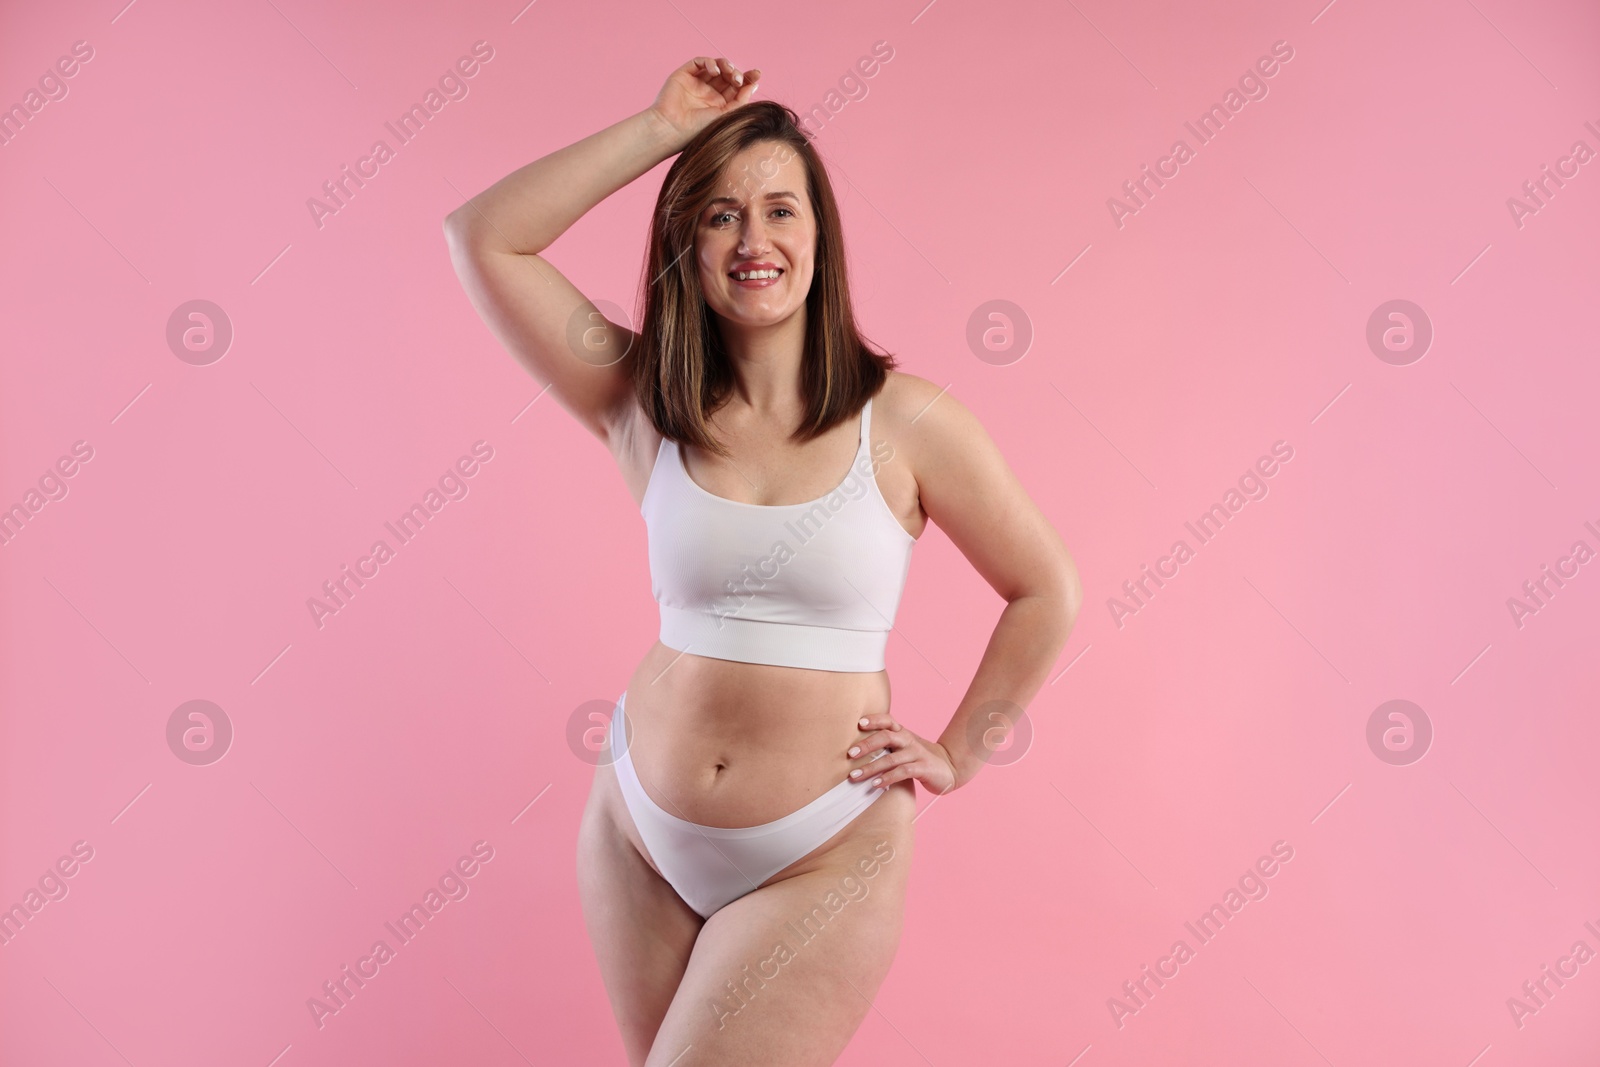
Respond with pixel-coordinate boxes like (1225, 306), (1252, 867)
(3, 0), (1598, 1063)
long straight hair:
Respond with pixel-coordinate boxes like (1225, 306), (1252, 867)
(631, 100), (896, 457)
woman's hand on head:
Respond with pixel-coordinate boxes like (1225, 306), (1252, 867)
(650, 57), (762, 145)
(846, 712), (961, 797)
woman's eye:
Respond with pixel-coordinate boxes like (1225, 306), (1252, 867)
(709, 208), (793, 225)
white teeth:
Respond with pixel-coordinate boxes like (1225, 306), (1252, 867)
(733, 269), (782, 280)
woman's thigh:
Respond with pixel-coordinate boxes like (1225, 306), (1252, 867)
(645, 780), (917, 1067)
(576, 758), (706, 1067)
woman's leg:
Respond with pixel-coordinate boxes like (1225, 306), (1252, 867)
(643, 780), (917, 1067)
(577, 755), (706, 1066)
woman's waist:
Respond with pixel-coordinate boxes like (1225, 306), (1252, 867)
(627, 640), (891, 713)
(617, 643), (892, 826)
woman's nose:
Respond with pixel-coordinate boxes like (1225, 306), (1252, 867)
(739, 218), (769, 254)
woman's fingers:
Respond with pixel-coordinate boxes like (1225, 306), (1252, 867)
(848, 744), (903, 781)
(847, 720), (911, 778)
(696, 57), (728, 86)
(687, 57), (723, 94)
(703, 58), (753, 93)
(847, 730), (894, 755)
(848, 716), (901, 759)
(864, 749), (921, 788)
(845, 727), (961, 794)
(712, 59), (744, 101)
(875, 749), (958, 794)
(681, 57), (761, 108)
(847, 732), (898, 767)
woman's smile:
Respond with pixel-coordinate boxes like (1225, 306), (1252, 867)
(728, 261), (785, 288)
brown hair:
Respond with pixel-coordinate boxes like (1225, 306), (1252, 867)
(630, 99), (896, 457)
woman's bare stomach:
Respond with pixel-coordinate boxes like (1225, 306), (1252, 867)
(620, 640), (893, 828)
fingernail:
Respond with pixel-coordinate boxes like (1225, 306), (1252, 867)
(859, 718), (869, 727)
(848, 746), (860, 757)
(871, 777), (882, 787)
(850, 769), (862, 778)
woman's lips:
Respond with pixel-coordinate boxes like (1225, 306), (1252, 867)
(729, 268), (784, 289)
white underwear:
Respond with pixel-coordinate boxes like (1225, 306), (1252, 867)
(608, 691), (886, 919)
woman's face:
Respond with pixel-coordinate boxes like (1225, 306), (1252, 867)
(695, 141), (817, 329)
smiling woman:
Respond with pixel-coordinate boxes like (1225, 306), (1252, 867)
(442, 54), (1080, 1067)
(631, 99), (887, 459)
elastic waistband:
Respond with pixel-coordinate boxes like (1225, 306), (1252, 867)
(659, 605), (887, 673)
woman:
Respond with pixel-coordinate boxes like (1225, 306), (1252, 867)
(444, 56), (1081, 1067)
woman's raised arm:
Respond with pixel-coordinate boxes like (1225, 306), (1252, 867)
(442, 57), (760, 444)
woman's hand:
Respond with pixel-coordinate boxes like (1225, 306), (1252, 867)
(846, 712), (960, 796)
(649, 56), (762, 146)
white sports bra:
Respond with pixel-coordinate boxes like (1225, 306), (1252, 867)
(640, 395), (917, 672)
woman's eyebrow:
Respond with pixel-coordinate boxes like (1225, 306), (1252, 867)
(706, 190), (801, 208)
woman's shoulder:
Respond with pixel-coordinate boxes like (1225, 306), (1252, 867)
(876, 369), (939, 416)
(876, 370), (981, 441)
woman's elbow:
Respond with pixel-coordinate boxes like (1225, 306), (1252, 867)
(1050, 550), (1084, 630)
